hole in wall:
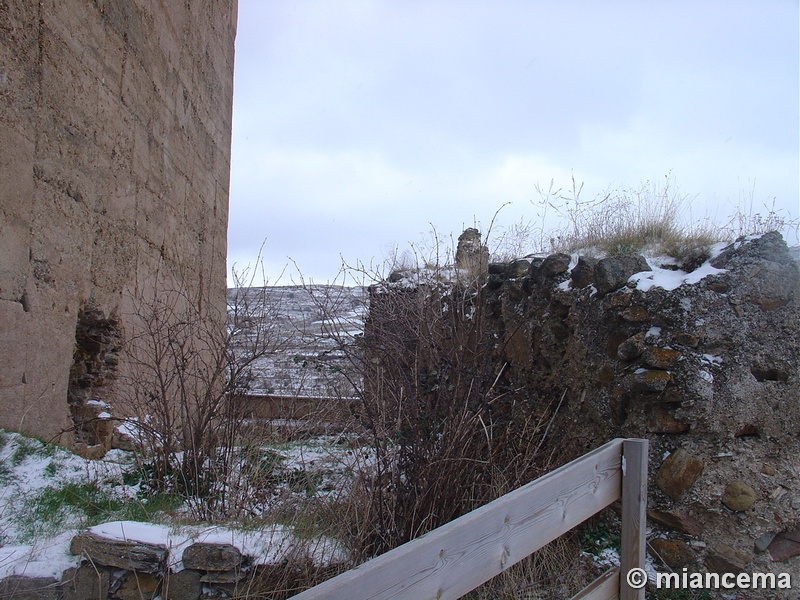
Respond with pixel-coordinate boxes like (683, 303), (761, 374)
(68, 301), (122, 449)
(750, 365), (790, 382)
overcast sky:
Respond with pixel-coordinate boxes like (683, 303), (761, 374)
(227, 1), (799, 286)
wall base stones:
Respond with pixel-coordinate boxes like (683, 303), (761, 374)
(1, 529), (344, 600)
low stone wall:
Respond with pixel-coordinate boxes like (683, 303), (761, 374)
(372, 231), (800, 583)
(482, 232), (800, 580)
(0, 528), (341, 599)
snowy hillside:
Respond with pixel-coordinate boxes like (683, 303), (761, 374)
(227, 285), (367, 397)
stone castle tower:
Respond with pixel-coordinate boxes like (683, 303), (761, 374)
(0, 1), (238, 444)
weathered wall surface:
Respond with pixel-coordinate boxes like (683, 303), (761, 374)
(0, 0), (237, 443)
(375, 231), (800, 584)
(480, 232), (800, 583)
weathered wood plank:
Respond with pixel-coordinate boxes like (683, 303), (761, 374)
(619, 439), (648, 600)
(291, 438), (625, 600)
(572, 567), (620, 600)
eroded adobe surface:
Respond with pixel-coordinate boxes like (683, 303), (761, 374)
(0, 1), (237, 443)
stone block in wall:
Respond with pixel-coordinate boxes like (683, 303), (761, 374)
(0, 575), (61, 600)
(454, 228), (489, 275)
(111, 424), (139, 451)
(61, 564), (111, 600)
(182, 543), (243, 571)
(672, 332), (700, 347)
(113, 570), (161, 600)
(620, 305), (650, 323)
(570, 256), (598, 289)
(655, 449), (704, 500)
(505, 259), (530, 279)
(616, 332), (645, 361)
(70, 532), (167, 573)
(628, 369), (671, 393)
(642, 347), (681, 369)
(710, 231), (800, 311)
(199, 590), (230, 599)
(594, 255), (650, 296)
(540, 253), (571, 277)
(165, 569), (202, 600)
(72, 442), (109, 460)
(200, 570), (247, 584)
(485, 273), (503, 290)
(488, 262), (506, 275)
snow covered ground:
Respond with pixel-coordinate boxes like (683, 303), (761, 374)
(0, 430), (360, 580)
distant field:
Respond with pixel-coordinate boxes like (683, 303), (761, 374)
(227, 285), (367, 397)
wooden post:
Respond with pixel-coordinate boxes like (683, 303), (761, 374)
(620, 439), (648, 600)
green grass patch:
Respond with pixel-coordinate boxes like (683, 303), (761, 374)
(43, 460), (60, 478)
(9, 435), (59, 466)
(579, 518), (620, 556)
(240, 446), (286, 483)
(284, 468), (323, 496)
(14, 481), (183, 542)
(48, 482), (123, 520)
(118, 491), (185, 522)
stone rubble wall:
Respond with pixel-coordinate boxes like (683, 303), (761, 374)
(479, 232), (800, 583)
(0, 534), (329, 600)
(0, 1), (237, 444)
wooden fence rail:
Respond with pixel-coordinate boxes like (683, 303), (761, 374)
(291, 438), (648, 600)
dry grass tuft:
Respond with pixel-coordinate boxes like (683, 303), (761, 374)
(503, 173), (799, 261)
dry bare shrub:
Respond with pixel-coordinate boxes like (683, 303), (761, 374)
(533, 173), (704, 256)
(295, 245), (572, 564)
(722, 184), (800, 242)
(119, 259), (296, 520)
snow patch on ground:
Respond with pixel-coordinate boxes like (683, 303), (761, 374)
(86, 521), (346, 571)
(0, 531), (78, 579)
(701, 354), (723, 366)
(555, 243), (729, 294)
(0, 430), (359, 580)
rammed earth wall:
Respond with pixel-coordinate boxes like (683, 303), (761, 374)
(0, 1), (237, 443)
